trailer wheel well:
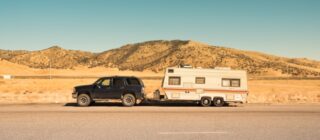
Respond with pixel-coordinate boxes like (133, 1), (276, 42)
(200, 96), (212, 100)
(213, 96), (224, 100)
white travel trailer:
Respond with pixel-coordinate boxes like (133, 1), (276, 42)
(153, 67), (248, 106)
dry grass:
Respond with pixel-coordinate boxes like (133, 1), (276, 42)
(1, 46), (319, 104)
(248, 80), (320, 103)
(0, 78), (319, 104)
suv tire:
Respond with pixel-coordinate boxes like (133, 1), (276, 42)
(122, 94), (136, 107)
(77, 94), (92, 107)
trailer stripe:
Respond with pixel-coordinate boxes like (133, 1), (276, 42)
(163, 88), (248, 93)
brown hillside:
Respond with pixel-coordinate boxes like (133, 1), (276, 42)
(1, 46), (94, 69)
(89, 40), (320, 76)
(1, 40), (320, 77)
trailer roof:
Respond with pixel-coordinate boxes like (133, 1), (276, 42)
(166, 67), (247, 72)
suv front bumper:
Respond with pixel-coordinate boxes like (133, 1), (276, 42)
(72, 91), (78, 99)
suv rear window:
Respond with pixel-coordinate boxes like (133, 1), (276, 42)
(126, 78), (141, 86)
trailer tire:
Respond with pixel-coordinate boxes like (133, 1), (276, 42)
(213, 97), (224, 107)
(200, 97), (212, 107)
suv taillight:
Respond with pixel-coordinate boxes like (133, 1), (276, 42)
(142, 87), (145, 94)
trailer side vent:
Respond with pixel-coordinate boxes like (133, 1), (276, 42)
(168, 69), (174, 73)
(179, 64), (192, 68)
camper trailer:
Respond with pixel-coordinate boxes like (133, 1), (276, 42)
(153, 67), (248, 106)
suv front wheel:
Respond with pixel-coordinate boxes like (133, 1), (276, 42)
(122, 94), (136, 107)
(77, 94), (92, 106)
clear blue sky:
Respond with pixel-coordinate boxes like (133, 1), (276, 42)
(0, 0), (319, 60)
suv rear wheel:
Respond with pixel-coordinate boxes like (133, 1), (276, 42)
(77, 94), (92, 106)
(122, 94), (136, 107)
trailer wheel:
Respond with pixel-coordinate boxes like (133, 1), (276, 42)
(200, 97), (212, 107)
(213, 97), (224, 107)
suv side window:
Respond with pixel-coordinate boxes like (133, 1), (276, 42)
(126, 78), (141, 86)
(101, 78), (111, 87)
(113, 78), (124, 87)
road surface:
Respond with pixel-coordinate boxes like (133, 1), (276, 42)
(0, 103), (319, 140)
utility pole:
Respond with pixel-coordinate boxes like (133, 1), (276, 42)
(48, 53), (57, 103)
(49, 58), (52, 79)
(287, 63), (289, 84)
(287, 64), (289, 77)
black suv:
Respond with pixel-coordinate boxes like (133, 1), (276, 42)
(72, 76), (145, 106)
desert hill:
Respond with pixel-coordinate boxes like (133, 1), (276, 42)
(1, 40), (320, 77)
(0, 46), (94, 69)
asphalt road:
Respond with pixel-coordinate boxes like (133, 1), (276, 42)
(0, 103), (319, 140)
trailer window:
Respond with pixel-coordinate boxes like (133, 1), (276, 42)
(222, 78), (240, 87)
(231, 79), (240, 87)
(222, 79), (230, 87)
(169, 77), (181, 85)
(195, 77), (205, 84)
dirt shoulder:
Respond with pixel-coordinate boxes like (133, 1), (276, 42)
(0, 78), (319, 104)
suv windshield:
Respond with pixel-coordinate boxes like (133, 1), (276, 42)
(93, 78), (103, 85)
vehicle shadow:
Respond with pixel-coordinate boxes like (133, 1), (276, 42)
(64, 102), (235, 107)
(64, 102), (124, 107)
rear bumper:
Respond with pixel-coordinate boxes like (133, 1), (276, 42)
(137, 93), (145, 100)
(226, 101), (244, 104)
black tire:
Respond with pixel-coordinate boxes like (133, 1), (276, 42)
(122, 94), (136, 107)
(213, 97), (224, 107)
(200, 97), (212, 107)
(77, 94), (92, 107)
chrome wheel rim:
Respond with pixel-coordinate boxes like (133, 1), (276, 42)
(125, 96), (133, 104)
(203, 99), (209, 105)
(216, 99), (221, 104)
(80, 97), (88, 104)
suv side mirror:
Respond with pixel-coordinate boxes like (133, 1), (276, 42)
(94, 83), (101, 89)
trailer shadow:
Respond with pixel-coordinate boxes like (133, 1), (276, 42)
(64, 102), (235, 107)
